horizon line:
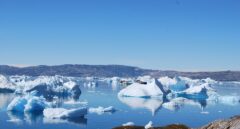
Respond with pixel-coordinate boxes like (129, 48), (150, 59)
(1, 64), (239, 73)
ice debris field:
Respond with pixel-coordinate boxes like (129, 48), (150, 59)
(1, 74), (240, 128)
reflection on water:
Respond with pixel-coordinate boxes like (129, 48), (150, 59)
(118, 96), (209, 115)
(118, 96), (164, 116)
(7, 111), (42, 124)
(43, 116), (87, 126)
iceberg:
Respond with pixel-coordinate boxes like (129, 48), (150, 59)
(0, 75), (15, 93)
(43, 107), (87, 119)
(122, 122), (135, 126)
(88, 106), (116, 115)
(145, 121), (153, 129)
(159, 76), (189, 92)
(176, 83), (215, 99)
(118, 78), (169, 98)
(216, 95), (240, 106)
(0, 75), (81, 98)
(7, 92), (48, 112)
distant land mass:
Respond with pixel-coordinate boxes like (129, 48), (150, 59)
(0, 64), (240, 81)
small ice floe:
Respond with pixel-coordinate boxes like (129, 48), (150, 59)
(88, 106), (116, 115)
(43, 107), (88, 119)
(201, 111), (210, 114)
(7, 92), (48, 112)
(145, 121), (153, 129)
(84, 82), (97, 88)
(64, 100), (88, 106)
(118, 78), (169, 98)
(122, 122), (135, 126)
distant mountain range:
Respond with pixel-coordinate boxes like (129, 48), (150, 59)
(0, 65), (240, 81)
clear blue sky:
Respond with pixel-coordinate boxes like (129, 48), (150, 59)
(0, 0), (240, 71)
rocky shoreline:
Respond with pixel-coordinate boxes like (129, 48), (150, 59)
(113, 115), (240, 129)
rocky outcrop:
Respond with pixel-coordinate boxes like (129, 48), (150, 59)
(199, 116), (240, 129)
(113, 116), (240, 129)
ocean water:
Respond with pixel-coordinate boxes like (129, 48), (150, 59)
(0, 82), (240, 129)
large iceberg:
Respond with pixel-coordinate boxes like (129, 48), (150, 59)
(118, 78), (169, 98)
(43, 107), (87, 119)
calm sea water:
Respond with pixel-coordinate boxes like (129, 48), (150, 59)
(1, 82), (240, 129)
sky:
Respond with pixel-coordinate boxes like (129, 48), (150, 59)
(0, 0), (240, 71)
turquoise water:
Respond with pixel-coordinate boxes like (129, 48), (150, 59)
(0, 83), (240, 129)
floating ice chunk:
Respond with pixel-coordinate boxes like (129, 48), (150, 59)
(170, 77), (189, 92)
(122, 122), (135, 126)
(217, 95), (240, 106)
(184, 84), (209, 94)
(88, 106), (116, 115)
(7, 93), (48, 112)
(7, 97), (27, 112)
(145, 121), (153, 129)
(158, 76), (177, 87)
(202, 78), (218, 84)
(137, 76), (152, 83)
(84, 82), (97, 88)
(201, 111), (210, 114)
(0, 75), (15, 93)
(24, 96), (47, 112)
(118, 78), (169, 98)
(111, 77), (120, 85)
(63, 81), (77, 89)
(43, 107), (87, 119)
(64, 100), (88, 106)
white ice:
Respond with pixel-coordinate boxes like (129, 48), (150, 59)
(118, 78), (169, 98)
(88, 106), (116, 115)
(122, 122), (135, 126)
(145, 121), (153, 129)
(43, 107), (87, 119)
(7, 92), (48, 112)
